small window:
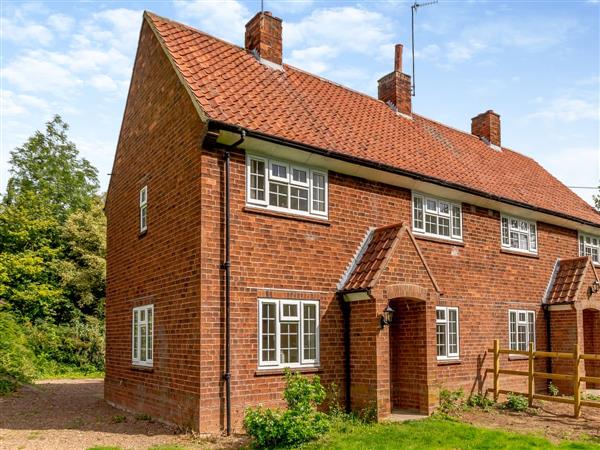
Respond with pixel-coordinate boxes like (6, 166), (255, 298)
(132, 304), (153, 366)
(436, 307), (459, 359)
(509, 309), (535, 351)
(579, 233), (600, 263)
(139, 186), (148, 233)
(501, 215), (537, 254)
(246, 154), (328, 218)
(412, 193), (462, 241)
(258, 299), (319, 369)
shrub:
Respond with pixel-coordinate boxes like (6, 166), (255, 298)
(244, 370), (329, 448)
(548, 382), (559, 397)
(0, 310), (38, 393)
(466, 393), (494, 410)
(505, 393), (528, 412)
(437, 388), (465, 417)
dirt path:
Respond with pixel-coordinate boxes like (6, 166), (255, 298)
(460, 400), (600, 444)
(0, 379), (243, 450)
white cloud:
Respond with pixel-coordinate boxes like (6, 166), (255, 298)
(0, 16), (54, 46)
(89, 74), (119, 92)
(1, 90), (50, 116)
(47, 13), (74, 33)
(173, 0), (250, 44)
(285, 7), (393, 55)
(3, 52), (83, 93)
(288, 45), (339, 74)
(528, 97), (600, 123)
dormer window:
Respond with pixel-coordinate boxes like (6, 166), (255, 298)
(501, 215), (537, 254)
(139, 186), (148, 233)
(579, 233), (600, 263)
(246, 154), (328, 218)
(412, 192), (462, 241)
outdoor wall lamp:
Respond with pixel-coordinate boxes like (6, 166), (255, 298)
(380, 305), (395, 328)
(589, 280), (600, 296)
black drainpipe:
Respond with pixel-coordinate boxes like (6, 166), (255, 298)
(342, 296), (351, 413)
(543, 304), (553, 383)
(221, 130), (246, 436)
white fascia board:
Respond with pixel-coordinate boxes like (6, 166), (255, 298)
(216, 130), (600, 236)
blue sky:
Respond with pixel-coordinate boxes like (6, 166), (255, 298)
(1, 0), (599, 204)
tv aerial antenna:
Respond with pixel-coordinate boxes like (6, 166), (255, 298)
(411, 0), (438, 97)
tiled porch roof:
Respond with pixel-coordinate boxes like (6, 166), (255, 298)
(546, 256), (598, 304)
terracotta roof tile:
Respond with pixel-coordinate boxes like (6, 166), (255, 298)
(546, 257), (596, 304)
(343, 224), (403, 291)
(145, 12), (600, 227)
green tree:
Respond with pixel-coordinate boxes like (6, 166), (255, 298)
(594, 188), (600, 211)
(5, 115), (99, 221)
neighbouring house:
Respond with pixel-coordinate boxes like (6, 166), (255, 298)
(104, 10), (600, 433)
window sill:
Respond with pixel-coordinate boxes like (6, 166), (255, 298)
(255, 366), (322, 377)
(500, 248), (538, 259)
(243, 206), (330, 226)
(508, 355), (529, 361)
(437, 359), (461, 366)
(414, 234), (464, 247)
(131, 364), (154, 372)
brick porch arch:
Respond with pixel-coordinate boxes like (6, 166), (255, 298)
(385, 283), (429, 302)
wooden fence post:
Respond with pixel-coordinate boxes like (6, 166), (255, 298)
(528, 342), (534, 407)
(493, 339), (500, 402)
(574, 343), (581, 418)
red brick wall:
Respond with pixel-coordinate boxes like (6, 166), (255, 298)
(583, 309), (600, 389)
(104, 20), (204, 429)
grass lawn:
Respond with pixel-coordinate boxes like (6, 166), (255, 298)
(302, 418), (600, 450)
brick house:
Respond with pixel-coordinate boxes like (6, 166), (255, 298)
(104, 10), (600, 433)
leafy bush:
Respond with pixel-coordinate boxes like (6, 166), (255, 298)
(0, 310), (38, 393)
(28, 317), (104, 375)
(436, 388), (465, 417)
(548, 382), (559, 397)
(244, 370), (329, 448)
(504, 393), (528, 412)
(466, 393), (494, 410)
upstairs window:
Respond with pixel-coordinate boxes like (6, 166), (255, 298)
(579, 233), (599, 263)
(501, 215), (537, 254)
(412, 193), (462, 241)
(509, 310), (535, 351)
(132, 304), (153, 366)
(139, 186), (148, 233)
(258, 299), (319, 369)
(246, 154), (328, 218)
(436, 307), (459, 359)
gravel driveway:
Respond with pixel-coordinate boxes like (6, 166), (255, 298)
(0, 378), (241, 450)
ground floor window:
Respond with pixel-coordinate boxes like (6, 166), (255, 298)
(509, 309), (535, 351)
(132, 304), (153, 366)
(258, 299), (319, 369)
(436, 307), (459, 359)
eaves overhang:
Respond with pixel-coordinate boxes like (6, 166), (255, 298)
(206, 119), (600, 235)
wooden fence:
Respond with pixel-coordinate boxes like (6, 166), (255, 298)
(487, 339), (600, 417)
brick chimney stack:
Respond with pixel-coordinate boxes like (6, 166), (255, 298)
(378, 44), (412, 116)
(471, 110), (501, 148)
(245, 11), (283, 66)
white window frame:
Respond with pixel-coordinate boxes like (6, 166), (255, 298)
(508, 309), (536, 352)
(247, 155), (268, 206)
(436, 306), (460, 360)
(246, 154), (328, 219)
(412, 192), (462, 242)
(257, 298), (320, 369)
(132, 304), (153, 367)
(501, 214), (537, 255)
(579, 233), (600, 264)
(139, 186), (148, 233)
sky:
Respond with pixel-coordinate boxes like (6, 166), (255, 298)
(1, 0), (599, 204)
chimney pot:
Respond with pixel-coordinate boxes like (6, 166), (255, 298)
(471, 110), (501, 148)
(378, 43), (412, 116)
(394, 44), (403, 72)
(245, 11), (283, 66)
